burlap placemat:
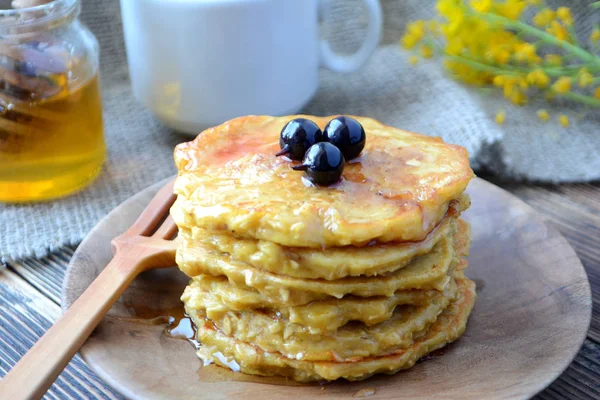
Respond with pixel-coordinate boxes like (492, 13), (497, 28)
(1, 0), (599, 260)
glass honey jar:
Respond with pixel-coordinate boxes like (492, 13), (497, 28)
(0, 0), (105, 202)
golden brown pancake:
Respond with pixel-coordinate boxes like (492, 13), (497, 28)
(178, 235), (456, 301)
(192, 274), (476, 382)
(182, 275), (457, 334)
(181, 221), (471, 313)
(454, 218), (472, 258)
(172, 115), (476, 383)
(184, 278), (457, 361)
(178, 196), (468, 280)
(171, 115), (474, 247)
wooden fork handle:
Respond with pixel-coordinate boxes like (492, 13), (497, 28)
(0, 252), (143, 400)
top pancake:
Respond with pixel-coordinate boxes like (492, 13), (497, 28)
(172, 115), (473, 247)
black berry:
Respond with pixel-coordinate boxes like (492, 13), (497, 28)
(276, 118), (323, 160)
(323, 116), (366, 160)
(292, 142), (345, 186)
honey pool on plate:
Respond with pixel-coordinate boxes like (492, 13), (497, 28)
(0, 73), (105, 202)
(118, 303), (324, 387)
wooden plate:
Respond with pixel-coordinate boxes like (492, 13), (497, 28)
(61, 177), (591, 400)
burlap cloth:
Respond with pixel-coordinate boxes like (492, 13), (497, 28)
(1, 0), (599, 260)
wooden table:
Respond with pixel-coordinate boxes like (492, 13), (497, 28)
(1, 176), (599, 399)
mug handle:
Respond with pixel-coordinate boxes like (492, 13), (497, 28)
(319, 0), (383, 73)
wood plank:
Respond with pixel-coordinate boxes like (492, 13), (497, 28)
(486, 177), (600, 342)
(8, 246), (75, 304)
(536, 340), (600, 400)
(0, 268), (121, 399)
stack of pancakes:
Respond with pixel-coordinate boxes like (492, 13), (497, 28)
(171, 115), (476, 382)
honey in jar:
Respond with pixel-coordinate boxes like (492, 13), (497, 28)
(0, 0), (105, 202)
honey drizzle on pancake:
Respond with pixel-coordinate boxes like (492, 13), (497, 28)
(175, 125), (444, 241)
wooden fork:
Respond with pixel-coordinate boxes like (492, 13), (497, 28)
(0, 179), (179, 400)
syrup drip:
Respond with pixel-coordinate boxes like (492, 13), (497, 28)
(165, 313), (200, 350)
(122, 301), (308, 385)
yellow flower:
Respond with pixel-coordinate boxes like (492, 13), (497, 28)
(546, 21), (570, 41)
(509, 89), (528, 105)
(577, 68), (594, 88)
(495, 111), (506, 124)
(493, 75), (507, 87)
(526, 69), (550, 88)
(486, 46), (512, 64)
(556, 7), (573, 26)
(545, 54), (562, 66)
(445, 59), (492, 86)
(400, 0), (598, 111)
(503, 83), (513, 98)
(495, 0), (527, 21)
(495, 76), (527, 101)
(401, 20), (426, 49)
(401, 35), (419, 49)
(420, 44), (434, 58)
(595, 87), (600, 99)
(552, 76), (572, 93)
(533, 9), (555, 27)
(518, 77), (529, 89)
(437, 0), (466, 35)
(470, 0), (492, 13)
(406, 20), (426, 37)
(537, 109), (550, 122)
(558, 114), (569, 127)
(514, 43), (540, 63)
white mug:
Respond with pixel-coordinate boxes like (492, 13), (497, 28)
(120, 0), (382, 134)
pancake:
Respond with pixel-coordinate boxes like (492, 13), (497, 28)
(185, 280), (456, 362)
(181, 221), (471, 311)
(184, 277), (457, 361)
(171, 115), (474, 247)
(177, 235), (456, 301)
(179, 197), (468, 280)
(454, 218), (471, 258)
(193, 274), (476, 382)
(182, 275), (457, 334)
(183, 273), (458, 315)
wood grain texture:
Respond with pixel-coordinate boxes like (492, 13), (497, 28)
(535, 340), (600, 400)
(56, 178), (591, 400)
(0, 268), (119, 399)
(9, 247), (75, 304)
(0, 179), (177, 400)
(1, 177), (598, 399)
(484, 176), (600, 343)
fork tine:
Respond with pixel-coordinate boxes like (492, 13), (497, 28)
(152, 215), (178, 240)
(122, 179), (176, 237)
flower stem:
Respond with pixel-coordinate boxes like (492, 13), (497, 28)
(568, 26), (581, 47)
(443, 53), (521, 76)
(448, 54), (593, 78)
(477, 12), (600, 65)
(560, 91), (600, 107)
